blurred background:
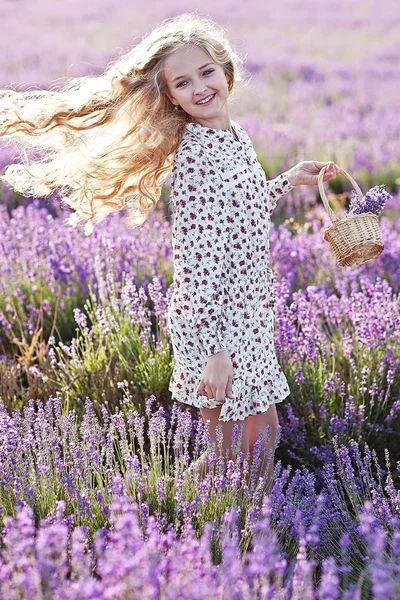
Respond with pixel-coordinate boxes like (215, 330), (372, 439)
(1, 0), (400, 197)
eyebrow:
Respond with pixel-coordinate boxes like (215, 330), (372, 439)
(172, 62), (214, 83)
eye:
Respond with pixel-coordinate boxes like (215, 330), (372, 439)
(176, 69), (215, 88)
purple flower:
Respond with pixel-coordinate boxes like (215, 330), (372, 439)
(42, 299), (52, 313)
(156, 476), (166, 503)
(348, 184), (391, 216)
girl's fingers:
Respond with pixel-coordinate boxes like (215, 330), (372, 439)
(324, 162), (340, 177)
(197, 378), (206, 396)
(207, 387), (216, 400)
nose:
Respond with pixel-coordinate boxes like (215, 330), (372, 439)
(193, 81), (208, 96)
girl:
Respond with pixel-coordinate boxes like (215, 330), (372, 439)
(0, 12), (339, 486)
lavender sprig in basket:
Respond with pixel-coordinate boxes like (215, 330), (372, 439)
(347, 184), (391, 216)
(318, 166), (391, 267)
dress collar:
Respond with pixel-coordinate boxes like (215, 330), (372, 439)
(185, 120), (243, 145)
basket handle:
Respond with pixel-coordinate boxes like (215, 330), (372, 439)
(318, 166), (364, 224)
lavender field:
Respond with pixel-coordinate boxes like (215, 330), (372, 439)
(1, 0), (400, 598)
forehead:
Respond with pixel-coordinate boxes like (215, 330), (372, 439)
(163, 45), (212, 82)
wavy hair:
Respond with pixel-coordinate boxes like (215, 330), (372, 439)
(0, 12), (247, 235)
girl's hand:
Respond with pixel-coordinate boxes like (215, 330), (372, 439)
(288, 161), (340, 186)
(197, 350), (234, 405)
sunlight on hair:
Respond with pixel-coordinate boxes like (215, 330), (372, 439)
(0, 12), (248, 236)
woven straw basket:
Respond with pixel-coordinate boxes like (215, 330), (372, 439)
(318, 165), (384, 267)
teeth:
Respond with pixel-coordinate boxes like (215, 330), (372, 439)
(196, 94), (214, 105)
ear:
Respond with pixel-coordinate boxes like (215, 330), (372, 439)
(165, 91), (178, 107)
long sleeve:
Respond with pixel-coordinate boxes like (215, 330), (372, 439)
(266, 171), (294, 213)
(170, 143), (230, 359)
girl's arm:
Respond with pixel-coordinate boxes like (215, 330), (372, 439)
(265, 161), (340, 213)
(171, 143), (229, 358)
(265, 171), (295, 213)
(266, 161), (341, 212)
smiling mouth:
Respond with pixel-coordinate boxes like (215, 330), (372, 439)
(195, 93), (216, 106)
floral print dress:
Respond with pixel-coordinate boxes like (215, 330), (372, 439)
(167, 119), (294, 422)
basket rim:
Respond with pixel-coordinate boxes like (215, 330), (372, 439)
(324, 211), (380, 233)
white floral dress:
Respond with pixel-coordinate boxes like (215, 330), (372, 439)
(167, 119), (294, 422)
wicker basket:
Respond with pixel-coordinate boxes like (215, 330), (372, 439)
(318, 166), (384, 267)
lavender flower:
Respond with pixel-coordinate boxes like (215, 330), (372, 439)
(348, 185), (391, 216)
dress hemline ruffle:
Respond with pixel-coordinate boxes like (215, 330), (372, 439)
(168, 360), (291, 422)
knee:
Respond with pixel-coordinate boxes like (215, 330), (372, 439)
(267, 405), (279, 430)
(263, 409), (280, 445)
(270, 415), (280, 436)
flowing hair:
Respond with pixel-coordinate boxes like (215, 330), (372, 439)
(0, 12), (247, 235)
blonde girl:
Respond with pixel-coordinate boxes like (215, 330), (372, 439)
(0, 12), (339, 487)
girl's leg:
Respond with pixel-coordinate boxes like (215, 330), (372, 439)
(247, 403), (280, 493)
(192, 405), (249, 479)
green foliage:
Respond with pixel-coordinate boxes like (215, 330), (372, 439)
(45, 275), (174, 419)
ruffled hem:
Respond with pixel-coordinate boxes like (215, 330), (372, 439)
(168, 360), (291, 422)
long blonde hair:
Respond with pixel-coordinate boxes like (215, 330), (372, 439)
(0, 12), (247, 235)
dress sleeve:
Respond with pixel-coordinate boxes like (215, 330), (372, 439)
(170, 143), (229, 358)
(266, 171), (294, 213)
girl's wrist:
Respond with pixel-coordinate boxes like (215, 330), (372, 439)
(287, 166), (299, 187)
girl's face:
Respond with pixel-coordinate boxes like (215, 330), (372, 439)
(163, 45), (232, 128)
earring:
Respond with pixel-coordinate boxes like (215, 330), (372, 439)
(174, 104), (179, 111)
